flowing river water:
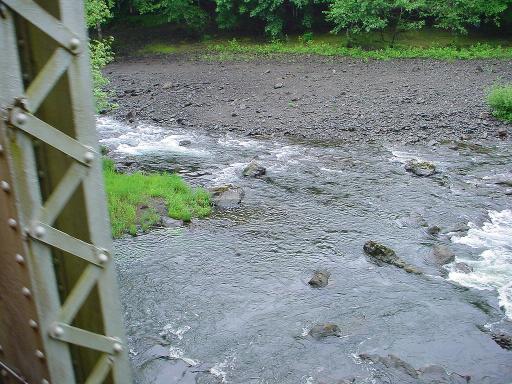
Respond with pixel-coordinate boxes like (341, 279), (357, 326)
(97, 117), (512, 384)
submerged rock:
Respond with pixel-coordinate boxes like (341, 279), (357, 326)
(431, 244), (455, 265)
(427, 225), (441, 235)
(209, 185), (244, 209)
(243, 161), (266, 178)
(454, 262), (473, 274)
(363, 241), (420, 274)
(309, 323), (341, 339)
(491, 332), (512, 350)
(179, 139), (192, 146)
(308, 271), (330, 288)
(404, 159), (436, 177)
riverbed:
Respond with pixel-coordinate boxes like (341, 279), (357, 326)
(98, 116), (512, 384)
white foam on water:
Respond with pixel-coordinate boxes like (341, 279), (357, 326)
(449, 210), (512, 319)
(168, 345), (199, 366)
(210, 361), (228, 383)
(162, 323), (191, 340)
(210, 162), (247, 184)
(218, 136), (265, 149)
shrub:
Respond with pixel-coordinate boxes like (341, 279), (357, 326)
(488, 84), (512, 122)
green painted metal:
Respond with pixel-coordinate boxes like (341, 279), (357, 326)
(0, 0), (133, 382)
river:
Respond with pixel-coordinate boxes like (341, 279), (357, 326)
(97, 117), (512, 384)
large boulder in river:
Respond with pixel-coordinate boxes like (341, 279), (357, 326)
(308, 271), (330, 288)
(309, 323), (341, 339)
(209, 185), (244, 210)
(363, 241), (421, 274)
(243, 161), (266, 178)
(404, 159), (436, 177)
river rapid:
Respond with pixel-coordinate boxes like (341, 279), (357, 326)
(97, 117), (512, 384)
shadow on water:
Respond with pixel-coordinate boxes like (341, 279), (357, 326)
(97, 117), (512, 384)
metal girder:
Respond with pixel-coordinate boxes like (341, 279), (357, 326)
(0, 1), (132, 383)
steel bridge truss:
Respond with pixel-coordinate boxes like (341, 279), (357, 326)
(0, 0), (132, 383)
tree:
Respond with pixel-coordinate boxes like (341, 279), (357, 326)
(326, 0), (425, 46)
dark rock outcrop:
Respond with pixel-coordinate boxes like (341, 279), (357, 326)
(243, 161), (266, 178)
(209, 185), (244, 210)
(363, 241), (421, 274)
(432, 244), (455, 265)
(309, 323), (341, 339)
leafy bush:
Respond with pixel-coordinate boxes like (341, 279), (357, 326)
(488, 84), (512, 122)
(89, 38), (114, 112)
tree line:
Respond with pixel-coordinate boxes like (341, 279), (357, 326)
(90, 0), (511, 41)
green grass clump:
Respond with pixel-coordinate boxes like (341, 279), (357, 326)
(137, 42), (179, 55)
(488, 84), (512, 122)
(103, 158), (211, 237)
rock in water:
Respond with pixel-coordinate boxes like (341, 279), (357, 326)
(454, 262), (473, 273)
(431, 244), (455, 265)
(404, 159), (436, 177)
(209, 185), (244, 210)
(308, 271), (330, 288)
(363, 241), (421, 274)
(243, 161), (266, 178)
(309, 323), (341, 339)
(491, 332), (512, 350)
(179, 139), (191, 147)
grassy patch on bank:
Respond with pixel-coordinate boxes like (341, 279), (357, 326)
(134, 30), (512, 60)
(103, 158), (211, 237)
(488, 84), (512, 122)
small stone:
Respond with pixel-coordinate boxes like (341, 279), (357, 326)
(179, 140), (192, 147)
(404, 159), (436, 177)
(308, 271), (330, 288)
(162, 82), (173, 89)
(209, 185), (244, 210)
(498, 128), (508, 139)
(309, 323), (341, 339)
(427, 225), (441, 235)
(274, 83), (284, 89)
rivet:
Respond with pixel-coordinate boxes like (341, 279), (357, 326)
(15, 112), (27, 125)
(0, 144), (3, 154)
(42, 379), (50, 384)
(98, 253), (108, 264)
(7, 218), (17, 228)
(51, 325), (64, 338)
(0, 344), (3, 353)
(112, 342), (123, 353)
(21, 287), (31, 297)
(15, 254), (25, 264)
(84, 151), (94, 163)
(35, 350), (45, 359)
(69, 37), (80, 50)
(29, 319), (38, 329)
(0, 180), (10, 192)
(33, 225), (45, 238)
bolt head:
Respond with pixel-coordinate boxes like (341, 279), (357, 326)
(29, 319), (38, 329)
(7, 218), (17, 228)
(52, 325), (64, 337)
(21, 287), (31, 297)
(34, 225), (45, 238)
(69, 37), (80, 50)
(0, 144), (3, 154)
(113, 342), (123, 353)
(98, 253), (108, 264)
(15, 254), (25, 264)
(0, 180), (10, 192)
(35, 350), (45, 359)
(15, 112), (27, 125)
(84, 151), (95, 163)
(42, 379), (50, 384)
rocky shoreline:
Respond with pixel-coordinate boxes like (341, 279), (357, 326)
(105, 55), (511, 145)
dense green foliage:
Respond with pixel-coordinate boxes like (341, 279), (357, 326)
(86, 0), (114, 111)
(103, 158), (212, 237)
(109, 0), (511, 40)
(488, 84), (512, 122)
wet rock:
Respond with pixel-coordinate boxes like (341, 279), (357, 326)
(359, 354), (418, 378)
(209, 185), (244, 209)
(431, 244), (455, 265)
(274, 83), (284, 89)
(454, 262), (473, 273)
(242, 161), (266, 178)
(309, 323), (341, 339)
(161, 217), (183, 228)
(179, 139), (192, 147)
(491, 332), (512, 350)
(308, 271), (330, 288)
(404, 159), (436, 177)
(162, 82), (174, 89)
(363, 241), (421, 274)
(498, 128), (508, 139)
(427, 225), (441, 235)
